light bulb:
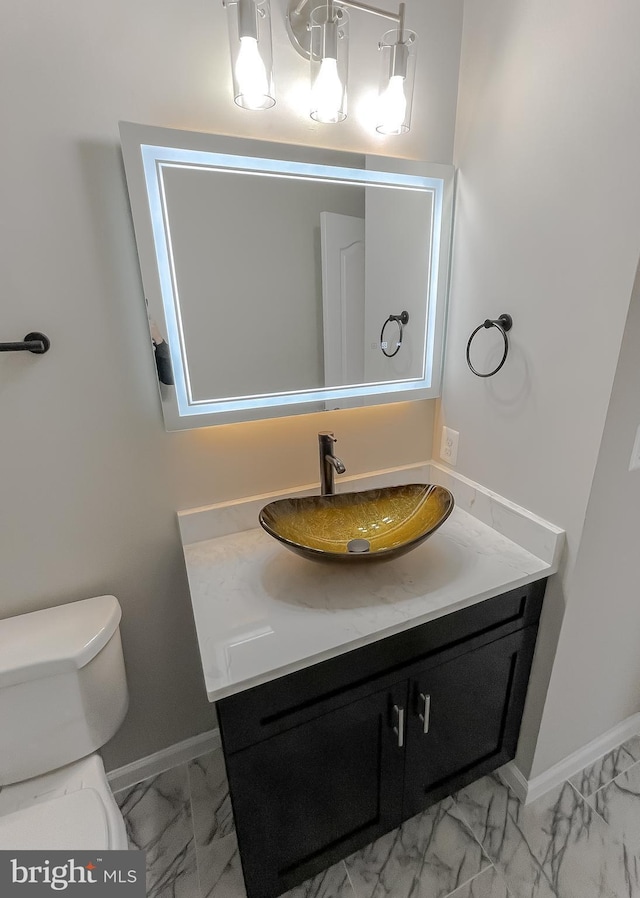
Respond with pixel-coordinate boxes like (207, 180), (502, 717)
(377, 75), (407, 134)
(311, 57), (344, 123)
(235, 36), (269, 110)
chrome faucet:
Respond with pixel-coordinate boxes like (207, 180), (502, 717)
(318, 432), (346, 496)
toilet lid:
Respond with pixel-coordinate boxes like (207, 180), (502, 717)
(0, 789), (110, 850)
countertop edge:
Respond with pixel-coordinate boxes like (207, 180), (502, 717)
(203, 563), (553, 702)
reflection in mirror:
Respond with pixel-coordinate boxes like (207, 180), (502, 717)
(120, 123), (454, 429)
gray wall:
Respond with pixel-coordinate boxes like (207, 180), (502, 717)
(531, 261), (640, 774)
(438, 0), (640, 776)
(0, 0), (463, 769)
(364, 187), (433, 383)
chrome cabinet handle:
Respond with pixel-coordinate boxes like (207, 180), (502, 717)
(392, 704), (405, 748)
(418, 693), (431, 734)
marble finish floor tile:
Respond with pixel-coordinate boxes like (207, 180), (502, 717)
(446, 866), (511, 898)
(282, 861), (356, 898)
(589, 760), (640, 855)
(188, 749), (236, 898)
(199, 836), (246, 898)
(569, 735), (640, 799)
(452, 773), (640, 898)
(188, 836), (357, 898)
(345, 796), (491, 898)
(116, 765), (199, 898)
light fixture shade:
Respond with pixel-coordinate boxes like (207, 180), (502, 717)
(309, 5), (349, 124)
(226, 0), (275, 110)
(376, 28), (417, 135)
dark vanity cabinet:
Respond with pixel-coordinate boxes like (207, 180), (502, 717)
(401, 627), (536, 817)
(216, 579), (546, 898)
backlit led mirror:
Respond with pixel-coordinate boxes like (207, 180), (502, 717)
(119, 122), (454, 430)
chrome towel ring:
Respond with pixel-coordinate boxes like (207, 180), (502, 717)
(466, 314), (513, 377)
(380, 311), (409, 358)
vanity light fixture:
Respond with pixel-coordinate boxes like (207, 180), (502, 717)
(288, 0), (416, 133)
(308, 1), (349, 123)
(224, 0), (276, 110)
(222, 0), (417, 134)
(375, 12), (416, 134)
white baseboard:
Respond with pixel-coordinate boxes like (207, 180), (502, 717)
(499, 712), (640, 804)
(107, 728), (221, 794)
(497, 760), (530, 802)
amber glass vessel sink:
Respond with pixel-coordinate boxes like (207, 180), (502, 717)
(259, 484), (454, 563)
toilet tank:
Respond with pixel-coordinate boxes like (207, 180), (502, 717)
(0, 596), (129, 785)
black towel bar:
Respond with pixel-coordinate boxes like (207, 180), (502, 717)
(0, 332), (50, 354)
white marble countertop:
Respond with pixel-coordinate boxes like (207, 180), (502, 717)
(180, 463), (565, 702)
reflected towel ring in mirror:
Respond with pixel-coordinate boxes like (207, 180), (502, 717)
(380, 311), (409, 358)
(466, 314), (513, 377)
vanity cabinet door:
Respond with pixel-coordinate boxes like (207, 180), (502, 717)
(224, 681), (407, 898)
(402, 627), (537, 818)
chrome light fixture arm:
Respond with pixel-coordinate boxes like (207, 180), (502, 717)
(340, 0), (404, 28)
(287, 0), (406, 60)
(291, 0), (403, 26)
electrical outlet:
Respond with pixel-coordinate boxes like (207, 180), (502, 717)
(440, 426), (459, 466)
(629, 425), (640, 471)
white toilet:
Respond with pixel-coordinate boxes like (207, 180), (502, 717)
(0, 595), (130, 850)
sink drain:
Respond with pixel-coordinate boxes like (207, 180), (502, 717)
(347, 539), (371, 554)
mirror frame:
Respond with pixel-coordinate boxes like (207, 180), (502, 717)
(120, 122), (454, 430)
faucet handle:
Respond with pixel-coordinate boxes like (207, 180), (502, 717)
(318, 431), (337, 443)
